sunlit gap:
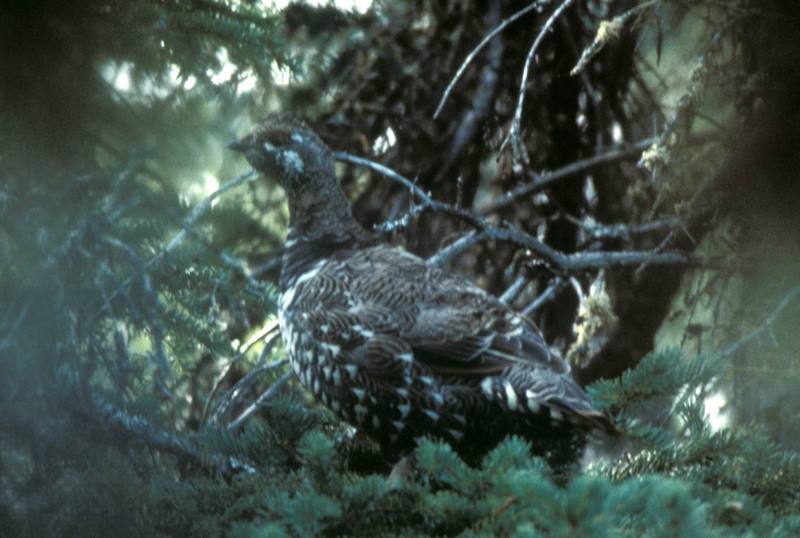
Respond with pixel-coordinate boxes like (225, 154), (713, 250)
(102, 1), (375, 216)
(182, 173), (221, 206)
(264, 0), (373, 13)
(703, 390), (730, 432)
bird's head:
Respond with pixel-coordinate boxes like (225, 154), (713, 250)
(228, 115), (334, 193)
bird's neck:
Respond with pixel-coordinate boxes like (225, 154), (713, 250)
(280, 184), (374, 292)
(286, 183), (366, 239)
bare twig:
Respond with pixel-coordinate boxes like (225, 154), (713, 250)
(429, 213), (689, 271)
(720, 285), (800, 358)
(250, 254), (282, 277)
(479, 138), (656, 214)
(500, 274), (530, 304)
(201, 324), (280, 427)
(441, 221), (691, 271)
(504, 0), (577, 165)
(561, 249), (688, 271)
(434, 0), (503, 183)
(374, 194), (485, 234)
(236, 322), (280, 359)
(338, 154), (692, 272)
(634, 228), (677, 276)
(206, 336), (285, 428)
(634, 162), (717, 276)
(638, 40), (716, 178)
(0, 304), (29, 353)
(161, 170), (256, 260)
(522, 277), (563, 316)
(432, 1), (546, 119)
(427, 231), (489, 267)
(570, 1), (657, 76)
(228, 371), (293, 432)
(334, 152), (434, 205)
(568, 215), (681, 241)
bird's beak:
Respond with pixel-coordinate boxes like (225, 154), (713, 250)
(227, 138), (248, 152)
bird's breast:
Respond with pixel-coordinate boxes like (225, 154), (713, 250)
(278, 309), (364, 419)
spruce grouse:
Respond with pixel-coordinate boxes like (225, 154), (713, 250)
(229, 116), (614, 463)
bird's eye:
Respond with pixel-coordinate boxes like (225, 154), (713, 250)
(269, 130), (292, 147)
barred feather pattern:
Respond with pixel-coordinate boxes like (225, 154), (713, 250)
(279, 239), (614, 455)
(230, 116), (614, 460)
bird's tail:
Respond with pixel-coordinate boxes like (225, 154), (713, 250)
(548, 378), (619, 435)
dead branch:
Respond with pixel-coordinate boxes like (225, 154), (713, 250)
(568, 215), (682, 242)
(522, 277), (564, 316)
(500, 273), (530, 304)
(206, 334), (285, 428)
(570, 1), (657, 76)
(720, 285), (800, 358)
(432, 0), (546, 119)
(504, 0), (577, 166)
(334, 151), (434, 205)
(479, 138), (656, 214)
(434, 0), (503, 183)
(202, 324), (280, 427)
(228, 371), (293, 432)
(335, 154), (692, 273)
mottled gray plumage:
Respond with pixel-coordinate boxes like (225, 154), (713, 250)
(230, 115), (614, 461)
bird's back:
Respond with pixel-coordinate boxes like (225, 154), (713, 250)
(279, 241), (612, 461)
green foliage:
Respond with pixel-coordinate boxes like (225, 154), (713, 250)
(589, 349), (721, 411)
(2, 0), (799, 536)
(137, 350), (800, 537)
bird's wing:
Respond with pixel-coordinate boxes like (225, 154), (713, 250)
(369, 247), (615, 431)
(337, 246), (559, 375)
(292, 245), (613, 431)
(404, 286), (558, 376)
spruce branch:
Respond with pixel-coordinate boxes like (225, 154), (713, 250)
(102, 235), (173, 396)
(97, 169), (256, 317)
(88, 390), (260, 477)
